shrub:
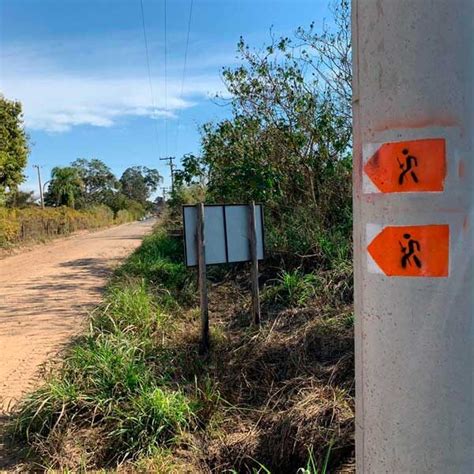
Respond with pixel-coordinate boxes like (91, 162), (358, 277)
(0, 205), (139, 248)
(115, 209), (135, 224)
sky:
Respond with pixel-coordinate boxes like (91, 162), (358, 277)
(0, 0), (331, 195)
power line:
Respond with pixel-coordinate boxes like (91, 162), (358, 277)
(164, 0), (168, 156)
(161, 186), (171, 200)
(174, 0), (194, 157)
(160, 156), (175, 192)
(139, 0), (161, 155)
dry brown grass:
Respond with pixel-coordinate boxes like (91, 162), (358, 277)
(163, 277), (355, 473)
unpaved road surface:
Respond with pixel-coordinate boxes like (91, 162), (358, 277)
(0, 220), (155, 412)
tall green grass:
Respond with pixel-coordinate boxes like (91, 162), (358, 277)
(116, 231), (195, 305)
(262, 269), (319, 307)
(11, 230), (199, 466)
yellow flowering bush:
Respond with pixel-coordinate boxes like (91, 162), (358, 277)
(0, 205), (135, 248)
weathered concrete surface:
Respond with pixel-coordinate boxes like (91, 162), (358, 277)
(353, 0), (473, 472)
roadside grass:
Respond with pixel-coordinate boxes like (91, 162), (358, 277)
(8, 225), (355, 472)
(9, 230), (205, 469)
(262, 269), (320, 307)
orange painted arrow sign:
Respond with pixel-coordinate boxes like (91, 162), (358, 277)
(368, 224), (449, 277)
(364, 138), (446, 192)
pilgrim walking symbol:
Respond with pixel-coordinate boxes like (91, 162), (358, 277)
(397, 148), (419, 185)
(399, 233), (422, 269)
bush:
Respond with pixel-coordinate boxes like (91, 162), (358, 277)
(163, 183), (205, 229)
(115, 209), (134, 224)
(0, 205), (139, 248)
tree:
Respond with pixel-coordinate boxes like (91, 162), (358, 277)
(217, 17), (351, 208)
(45, 167), (84, 208)
(175, 0), (352, 258)
(71, 158), (118, 207)
(0, 95), (29, 200)
(104, 191), (143, 217)
(295, 0), (352, 123)
(5, 190), (36, 208)
(187, 2), (352, 208)
(119, 166), (162, 204)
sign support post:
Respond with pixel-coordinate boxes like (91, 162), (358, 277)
(352, 0), (473, 472)
(196, 202), (209, 353)
(248, 201), (261, 326)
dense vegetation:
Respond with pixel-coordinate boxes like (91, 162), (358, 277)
(0, 205), (142, 248)
(174, 0), (352, 266)
(44, 160), (163, 215)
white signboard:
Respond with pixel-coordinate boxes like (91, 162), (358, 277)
(183, 204), (265, 267)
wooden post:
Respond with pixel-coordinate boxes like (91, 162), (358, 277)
(196, 203), (209, 353)
(248, 202), (261, 326)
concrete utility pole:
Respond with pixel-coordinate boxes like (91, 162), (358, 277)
(352, 1), (473, 472)
(33, 165), (44, 209)
(160, 156), (175, 193)
(161, 186), (170, 200)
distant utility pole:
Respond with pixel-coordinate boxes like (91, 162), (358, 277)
(33, 165), (44, 209)
(160, 156), (176, 193)
(161, 186), (170, 200)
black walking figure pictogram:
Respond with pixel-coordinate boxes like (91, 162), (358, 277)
(399, 233), (422, 269)
(397, 148), (419, 185)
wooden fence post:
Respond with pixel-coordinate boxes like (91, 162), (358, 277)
(196, 202), (209, 353)
(248, 201), (261, 326)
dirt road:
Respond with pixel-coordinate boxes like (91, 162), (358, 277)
(0, 220), (155, 411)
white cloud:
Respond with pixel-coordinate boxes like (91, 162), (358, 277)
(2, 74), (219, 132)
(0, 37), (231, 133)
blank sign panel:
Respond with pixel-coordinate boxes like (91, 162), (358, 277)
(225, 205), (264, 263)
(183, 204), (264, 267)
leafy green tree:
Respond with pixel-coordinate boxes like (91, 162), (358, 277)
(71, 158), (118, 207)
(5, 190), (36, 208)
(0, 95), (29, 200)
(175, 0), (352, 259)
(119, 166), (162, 205)
(216, 20), (351, 208)
(105, 191), (144, 217)
(45, 167), (84, 208)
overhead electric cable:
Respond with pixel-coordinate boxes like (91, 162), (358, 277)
(164, 0), (168, 156)
(139, 0), (161, 155)
(174, 0), (194, 156)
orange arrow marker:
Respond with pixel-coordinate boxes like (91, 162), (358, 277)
(368, 224), (449, 277)
(364, 138), (446, 192)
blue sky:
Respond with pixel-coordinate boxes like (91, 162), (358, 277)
(0, 0), (331, 194)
